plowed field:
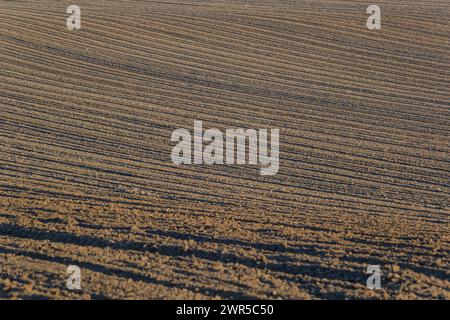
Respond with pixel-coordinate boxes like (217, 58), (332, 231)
(0, 0), (449, 299)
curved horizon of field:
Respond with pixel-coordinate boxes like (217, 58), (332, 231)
(0, 0), (449, 299)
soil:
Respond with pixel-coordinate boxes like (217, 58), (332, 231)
(0, 0), (448, 299)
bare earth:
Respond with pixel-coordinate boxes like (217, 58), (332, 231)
(0, 0), (449, 299)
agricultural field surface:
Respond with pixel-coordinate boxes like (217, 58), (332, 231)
(0, 0), (448, 299)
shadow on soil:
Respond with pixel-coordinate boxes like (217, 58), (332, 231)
(1, 222), (434, 298)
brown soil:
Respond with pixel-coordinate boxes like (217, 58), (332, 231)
(0, 0), (448, 299)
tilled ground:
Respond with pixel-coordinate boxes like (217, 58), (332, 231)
(0, 0), (449, 299)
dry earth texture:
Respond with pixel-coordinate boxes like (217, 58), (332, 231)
(0, 0), (449, 299)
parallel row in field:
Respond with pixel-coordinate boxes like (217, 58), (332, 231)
(0, 1), (448, 299)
